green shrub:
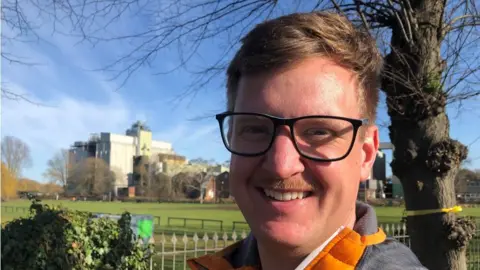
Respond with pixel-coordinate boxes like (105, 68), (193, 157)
(1, 201), (155, 270)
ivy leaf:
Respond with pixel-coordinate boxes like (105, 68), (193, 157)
(1, 201), (154, 269)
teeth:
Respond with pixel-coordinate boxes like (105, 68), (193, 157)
(263, 189), (310, 201)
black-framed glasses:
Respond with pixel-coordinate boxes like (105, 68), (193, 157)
(215, 112), (368, 162)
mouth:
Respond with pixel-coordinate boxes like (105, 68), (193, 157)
(260, 188), (314, 201)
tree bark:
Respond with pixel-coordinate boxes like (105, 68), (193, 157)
(382, 1), (476, 269)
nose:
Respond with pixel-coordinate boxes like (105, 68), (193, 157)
(261, 128), (305, 178)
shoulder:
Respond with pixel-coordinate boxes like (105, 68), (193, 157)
(357, 238), (428, 270)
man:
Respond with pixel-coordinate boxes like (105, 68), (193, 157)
(187, 11), (426, 270)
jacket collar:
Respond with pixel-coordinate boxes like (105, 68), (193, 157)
(232, 201), (380, 267)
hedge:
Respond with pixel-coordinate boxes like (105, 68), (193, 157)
(1, 200), (154, 270)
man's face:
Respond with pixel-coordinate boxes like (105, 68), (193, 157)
(229, 57), (379, 254)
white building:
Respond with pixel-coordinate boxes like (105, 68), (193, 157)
(69, 122), (174, 195)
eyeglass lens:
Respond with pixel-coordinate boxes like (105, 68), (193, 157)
(221, 114), (355, 160)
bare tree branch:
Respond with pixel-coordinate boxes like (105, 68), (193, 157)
(355, 0), (372, 32)
(1, 135), (33, 178)
(441, 5), (480, 103)
(68, 157), (114, 196)
(329, 0), (347, 17)
(2, 88), (40, 105)
(444, 14), (480, 33)
(1, 0), (57, 106)
(1, 83), (55, 107)
(43, 149), (70, 187)
(4, 0), (477, 106)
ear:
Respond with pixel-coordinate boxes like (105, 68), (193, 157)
(359, 125), (379, 182)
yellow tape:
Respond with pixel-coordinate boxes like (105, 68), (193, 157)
(405, 205), (463, 216)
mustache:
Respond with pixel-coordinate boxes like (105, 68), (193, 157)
(252, 175), (317, 191)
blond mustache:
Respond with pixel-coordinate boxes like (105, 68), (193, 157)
(256, 179), (316, 191)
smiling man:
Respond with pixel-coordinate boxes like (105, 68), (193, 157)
(187, 11), (426, 270)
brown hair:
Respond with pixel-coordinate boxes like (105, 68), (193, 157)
(226, 11), (383, 122)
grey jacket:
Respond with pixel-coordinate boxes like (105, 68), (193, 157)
(354, 202), (428, 269)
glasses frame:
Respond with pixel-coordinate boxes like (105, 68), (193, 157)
(215, 111), (369, 162)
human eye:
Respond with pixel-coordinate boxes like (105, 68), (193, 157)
(240, 125), (269, 134)
(237, 124), (272, 141)
(295, 118), (342, 143)
(230, 115), (271, 140)
(302, 128), (334, 140)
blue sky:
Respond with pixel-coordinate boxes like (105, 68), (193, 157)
(2, 1), (479, 182)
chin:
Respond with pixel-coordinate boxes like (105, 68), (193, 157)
(254, 219), (314, 248)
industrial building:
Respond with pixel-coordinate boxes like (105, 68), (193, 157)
(68, 121), (175, 195)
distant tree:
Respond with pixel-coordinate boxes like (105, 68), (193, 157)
(172, 171), (215, 203)
(189, 158), (216, 166)
(131, 156), (179, 200)
(43, 149), (69, 188)
(221, 160), (231, 167)
(164, 161), (208, 177)
(16, 178), (42, 192)
(171, 172), (199, 199)
(1, 163), (17, 200)
(67, 158), (115, 196)
(132, 156), (156, 197)
(157, 162), (204, 200)
(1, 136), (32, 178)
(13, 178), (63, 197)
(149, 173), (172, 199)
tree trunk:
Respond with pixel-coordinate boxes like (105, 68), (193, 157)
(168, 177), (172, 200)
(382, 1), (475, 269)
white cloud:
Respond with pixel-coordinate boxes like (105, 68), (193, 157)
(1, 82), (139, 180)
(153, 121), (222, 151)
(5, 86), (128, 145)
(153, 124), (188, 143)
(183, 124), (218, 143)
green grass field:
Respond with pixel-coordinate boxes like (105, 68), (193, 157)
(3, 200), (480, 269)
(2, 200), (398, 227)
(1, 200), (243, 228)
(4, 200), (480, 225)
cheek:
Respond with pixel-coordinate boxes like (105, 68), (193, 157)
(229, 156), (260, 190)
(306, 159), (361, 191)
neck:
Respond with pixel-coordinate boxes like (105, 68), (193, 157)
(257, 213), (357, 270)
(257, 243), (306, 270)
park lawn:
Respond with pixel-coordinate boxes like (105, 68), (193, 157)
(3, 199), (480, 228)
(1, 200), (244, 231)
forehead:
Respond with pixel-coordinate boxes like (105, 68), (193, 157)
(234, 57), (360, 119)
